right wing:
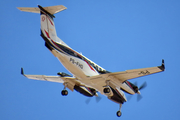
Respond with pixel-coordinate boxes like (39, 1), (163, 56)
(87, 60), (165, 95)
(107, 60), (165, 83)
(89, 59), (165, 84)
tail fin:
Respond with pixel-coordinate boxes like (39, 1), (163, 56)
(17, 5), (69, 46)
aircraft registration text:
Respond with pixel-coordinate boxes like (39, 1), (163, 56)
(70, 58), (83, 69)
(138, 70), (150, 75)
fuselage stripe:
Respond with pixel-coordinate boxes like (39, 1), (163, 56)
(85, 60), (96, 72)
(126, 81), (133, 90)
(47, 17), (54, 26)
(44, 30), (50, 38)
(49, 39), (97, 73)
(87, 87), (93, 95)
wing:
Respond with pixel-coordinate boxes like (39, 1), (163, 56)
(107, 59), (165, 83)
(90, 59), (165, 84)
(21, 68), (80, 91)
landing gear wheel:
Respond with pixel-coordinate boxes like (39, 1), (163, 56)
(116, 111), (122, 117)
(61, 90), (68, 96)
(103, 88), (110, 93)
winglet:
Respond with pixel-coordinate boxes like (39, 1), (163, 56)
(21, 68), (24, 75)
(158, 59), (165, 71)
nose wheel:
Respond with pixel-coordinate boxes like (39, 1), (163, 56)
(116, 104), (122, 117)
(116, 111), (122, 117)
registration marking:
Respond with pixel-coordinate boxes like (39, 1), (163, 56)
(70, 58), (83, 69)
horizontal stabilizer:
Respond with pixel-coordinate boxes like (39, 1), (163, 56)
(17, 5), (67, 14)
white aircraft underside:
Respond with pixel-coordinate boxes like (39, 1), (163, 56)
(17, 5), (165, 117)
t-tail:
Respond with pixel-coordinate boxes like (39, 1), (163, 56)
(17, 5), (69, 47)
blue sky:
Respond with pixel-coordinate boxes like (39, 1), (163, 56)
(1, 0), (180, 120)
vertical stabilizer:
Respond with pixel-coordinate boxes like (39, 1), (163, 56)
(17, 5), (69, 47)
(38, 5), (57, 42)
(38, 5), (63, 44)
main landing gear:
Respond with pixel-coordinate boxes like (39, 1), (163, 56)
(61, 89), (68, 96)
(116, 104), (122, 117)
(61, 83), (68, 96)
(103, 87), (110, 93)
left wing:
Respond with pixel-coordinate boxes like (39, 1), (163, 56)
(21, 68), (80, 91)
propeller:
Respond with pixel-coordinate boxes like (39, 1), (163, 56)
(95, 95), (102, 103)
(85, 98), (91, 104)
(127, 82), (147, 102)
(137, 82), (147, 101)
(137, 94), (143, 101)
(138, 82), (147, 90)
(85, 94), (102, 104)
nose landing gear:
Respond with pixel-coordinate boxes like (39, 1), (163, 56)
(116, 104), (122, 117)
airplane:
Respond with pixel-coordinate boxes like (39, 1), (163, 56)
(17, 5), (165, 117)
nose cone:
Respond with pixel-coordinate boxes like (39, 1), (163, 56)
(137, 90), (141, 94)
(94, 92), (98, 96)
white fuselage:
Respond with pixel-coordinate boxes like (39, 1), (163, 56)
(49, 39), (136, 96)
(40, 11), (136, 98)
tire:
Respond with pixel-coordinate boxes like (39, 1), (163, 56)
(116, 111), (122, 117)
(103, 88), (110, 93)
(61, 90), (68, 96)
(64, 90), (68, 95)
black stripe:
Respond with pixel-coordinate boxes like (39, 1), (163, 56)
(38, 5), (55, 18)
(51, 41), (111, 74)
(54, 43), (82, 59)
(41, 31), (111, 74)
(124, 81), (138, 93)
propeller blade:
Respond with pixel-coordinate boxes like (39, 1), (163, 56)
(134, 81), (138, 86)
(85, 95), (102, 104)
(85, 98), (91, 104)
(95, 95), (102, 103)
(139, 82), (147, 90)
(127, 95), (133, 101)
(137, 94), (143, 102)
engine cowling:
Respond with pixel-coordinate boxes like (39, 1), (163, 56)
(74, 85), (97, 97)
(108, 87), (127, 104)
